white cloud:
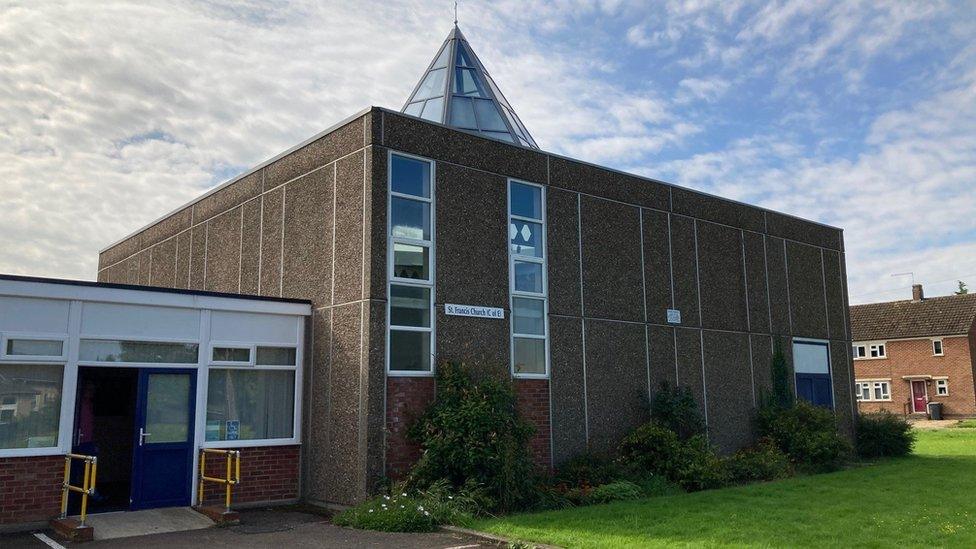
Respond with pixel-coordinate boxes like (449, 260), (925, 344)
(1, 0), (974, 312)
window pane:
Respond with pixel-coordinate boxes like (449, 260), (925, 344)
(513, 338), (545, 375)
(456, 42), (475, 67)
(206, 369), (295, 441)
(390, 285), (431, 328)
(449, 96), (477, 129)
(455, 68), (487, 97)
(510, 220), (543, 257)
(433, 43), (451, 68)
(0, 364), (62, 449)
(212, 347), (250, 363)
(404, 101), (423, 117)
(482, 130), (515, 143)
(420, 96), (443, 122)
(510, 183), (542, 219)
(415, 68), (446, 100)
(6, 339), (63, 357)
(256, 347), (296, 366)
(393, 242), (430, 280)
(146, 373), (190, 443)
(391, 155), (431, 198)
(391, 197), (430, 240)
(873, 385), (882, 400)
(389, 330), (431, 372)
(473, 99), (507, 131)
(514, 261), (543, 293)
(79, 340), (198, 363)
(513, 297), (545, 335)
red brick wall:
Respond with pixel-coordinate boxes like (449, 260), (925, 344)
(854, 334), (976, 417)
(201, 445), (300, 506)
(515, 379), (552, 470)
(385, 377), (435, 479)
(0, 455), (63, 525)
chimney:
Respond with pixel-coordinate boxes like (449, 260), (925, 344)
(912, 284), (924, 302)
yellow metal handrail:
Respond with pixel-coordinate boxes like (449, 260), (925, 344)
(198, 449), (241, 511)
(60, 453), (98, 525)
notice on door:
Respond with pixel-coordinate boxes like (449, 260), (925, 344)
(445, 303), (505, 319)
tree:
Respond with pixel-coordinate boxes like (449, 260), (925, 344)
(956, 281), (969, 295)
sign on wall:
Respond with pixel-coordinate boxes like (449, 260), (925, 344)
(445, 303), (505, 319)
(667, 309), (681, 325)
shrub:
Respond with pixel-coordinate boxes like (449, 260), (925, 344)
(628, 473), (683, 498)
(757, 400), (852, 472)
(553, 452), (623, 488)
(856, 412), (915, 458)
(333, 494), (437, 532)
(723, 438), (793, 483)
(618, 422), (726, 491)
(650, 382), (706, 440)
(582, 481), (644, 505)
(333, 479), (483, 532)
(406, 361), (538, 512)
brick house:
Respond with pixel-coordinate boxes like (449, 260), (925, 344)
(851, 284), (976, 417)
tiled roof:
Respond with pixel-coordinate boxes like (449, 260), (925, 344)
(850, 293), (976, 341)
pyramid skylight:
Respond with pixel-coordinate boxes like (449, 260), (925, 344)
(401, 26), (539, 148)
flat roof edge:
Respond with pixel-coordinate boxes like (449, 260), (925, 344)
(99, 106), (376, 254)
(0, 273), (312, 308)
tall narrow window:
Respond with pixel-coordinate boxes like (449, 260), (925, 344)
(388, 153), (435, 374)
(508, 180), (548, 377)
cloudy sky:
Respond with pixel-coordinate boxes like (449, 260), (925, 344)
(2, 1), (974, 304)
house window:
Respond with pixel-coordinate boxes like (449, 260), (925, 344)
(509, 180), (548, 377)
(388, 153), (435, 374)
(869, 343), (886, 358)
(936, 379), (948, 396)
(206, 344), (299, 442)
(0, 364), (63, 450)
(79, 339), (199, 363)
(793, 340), (833, 408)
(855, 380), (891, 402)
(933, 340), (944, 356)
(852, 344), (866, 359)
(212, 346), (251, 364)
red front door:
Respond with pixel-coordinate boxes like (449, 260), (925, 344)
(911, 381), (928, 413)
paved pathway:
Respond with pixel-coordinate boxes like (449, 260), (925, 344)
(0, 508), (498, 548)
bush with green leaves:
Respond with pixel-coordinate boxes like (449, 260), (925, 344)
(406, 361), (538, 512)
(552, 452), (623, 488)
(650, 382), (706, 440)
(757, 400), (852, 472)
(856, 412), (915, 458)
(581, 481), (644, 504)
(618, 422), (727, 491)
(333, 479), (483, 532)
(333, 494), (437, 532)
(723, 438), (793, 483)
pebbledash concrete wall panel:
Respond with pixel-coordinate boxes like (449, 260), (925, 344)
(548, 316), (587, 464)
(98, 107), (855, 507)
(546, 187), (583, 318)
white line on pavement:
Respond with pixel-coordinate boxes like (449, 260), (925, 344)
(33, 533), (66, 549)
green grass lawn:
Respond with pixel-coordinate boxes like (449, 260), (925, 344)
(474, 428), (976, 548)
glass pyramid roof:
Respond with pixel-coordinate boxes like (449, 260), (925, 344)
(402, 26), (539, 149)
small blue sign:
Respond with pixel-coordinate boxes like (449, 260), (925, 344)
(226, 420), (240, 441)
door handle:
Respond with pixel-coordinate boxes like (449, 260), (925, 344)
(139, 427), (151, 446)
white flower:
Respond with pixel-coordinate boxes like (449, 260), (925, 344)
(368, 509), (374, 513)
(383, 495), (390, 500)
(401, 492), (407, 497)
(424, 511), (430, 516)
(400, 505), (404, 509)
(448, 496), (453, 500)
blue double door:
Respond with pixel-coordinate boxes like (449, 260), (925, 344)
(130, 369), (196, 509)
